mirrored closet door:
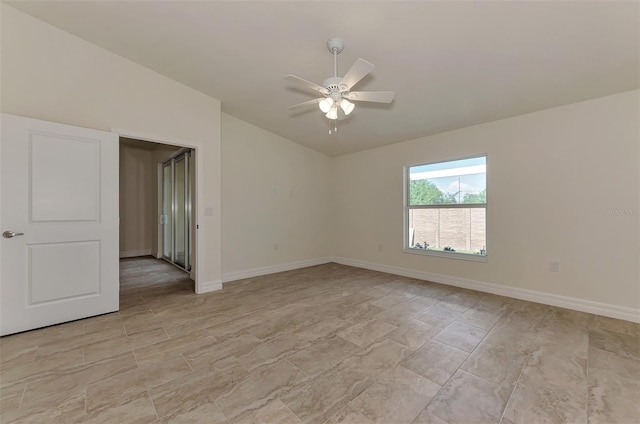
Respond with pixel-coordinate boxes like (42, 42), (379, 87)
(161, 151), (192, 271)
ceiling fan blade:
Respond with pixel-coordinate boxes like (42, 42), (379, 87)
(284, 75), (328, 95)
(340, 58), (374, 90)
(287, 98), (324, 110)
(344, 91), (395, 103)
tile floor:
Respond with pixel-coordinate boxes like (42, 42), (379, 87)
(1, 257), (638, 423)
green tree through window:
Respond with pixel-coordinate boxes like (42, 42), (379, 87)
(409, 179), (447, 205)
(410, 180), (485, 205)
(462, 188), (486, 204)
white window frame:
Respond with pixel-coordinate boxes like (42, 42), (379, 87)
(403, 154), (488, 262)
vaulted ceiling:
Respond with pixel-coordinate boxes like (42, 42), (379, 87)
(8, 1), (639, 156)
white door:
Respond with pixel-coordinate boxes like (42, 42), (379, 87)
(0, 114), (119, 336)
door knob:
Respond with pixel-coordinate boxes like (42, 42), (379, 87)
(2, 231), (24, 238)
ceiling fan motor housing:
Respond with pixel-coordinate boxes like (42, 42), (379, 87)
(322, 77), (347, 95)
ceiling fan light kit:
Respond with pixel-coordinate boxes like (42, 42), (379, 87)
(285, 37), (395, 133)
(318, 97), (333, 113)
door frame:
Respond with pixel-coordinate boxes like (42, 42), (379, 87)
(112, 128), (202, 294)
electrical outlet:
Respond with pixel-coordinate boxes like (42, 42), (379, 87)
(549, 261), (560, 272)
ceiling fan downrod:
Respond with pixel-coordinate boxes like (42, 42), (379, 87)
(327, 37), (344, 79)
(323, 38), (350, 127)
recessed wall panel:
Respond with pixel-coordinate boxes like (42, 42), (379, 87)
(30, 133), (100, 222)
(29, 241), (100, 304)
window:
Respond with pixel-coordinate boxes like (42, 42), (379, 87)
(405, 155), (487, 260)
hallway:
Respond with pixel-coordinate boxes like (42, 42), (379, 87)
(119, 256), (194, 309)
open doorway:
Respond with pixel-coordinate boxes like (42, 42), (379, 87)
(119, 137), (196, 298)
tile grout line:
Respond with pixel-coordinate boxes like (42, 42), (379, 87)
(131, 348), (140, 367)
(281, 399), (305, 424)
(161, 326), (171, 340)
(418, 303), (507, 420)
(213, 396), (229, 422)
(147, 388), (160, 421)
(16, 380), (28, 410)
(585, 330), (590, 423)
(182, 353), (194, 372)
(497, 351), (529, 424)
(284, 358), (310, 380)
(497, 308), (553, 423)
(322, 395), (358, 423)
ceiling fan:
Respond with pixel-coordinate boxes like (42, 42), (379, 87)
(284, 38), (394, 129)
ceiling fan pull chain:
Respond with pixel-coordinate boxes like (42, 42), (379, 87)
(329, 120), (338, 135)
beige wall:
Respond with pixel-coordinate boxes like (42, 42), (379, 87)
(331, 90), (640, 312)
(119, 144), (154, 257)
(221, 113), (331, 276)
(1, 4), (222, 289)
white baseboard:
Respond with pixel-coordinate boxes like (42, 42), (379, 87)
(119, 249), (152, 258)
(331, 256), (640, 323)
(222, 257), (332, 284)
(198, 279), (222, 294)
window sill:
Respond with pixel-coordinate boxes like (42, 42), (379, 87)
(403, 247), (488, 262)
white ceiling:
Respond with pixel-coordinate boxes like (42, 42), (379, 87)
(7, 1), (639, 156)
